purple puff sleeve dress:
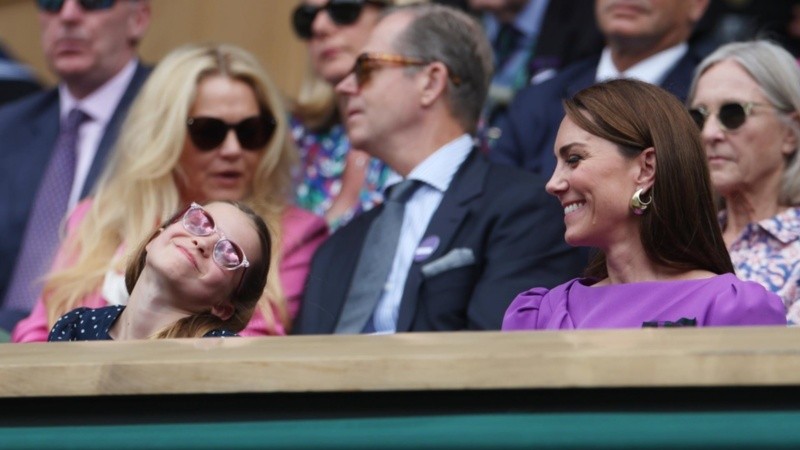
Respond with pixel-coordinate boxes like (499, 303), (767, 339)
(502, 273), (786, 330)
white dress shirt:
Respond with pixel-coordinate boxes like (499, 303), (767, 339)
(370, 134), (474, 333)
(595, 42), (688, 85)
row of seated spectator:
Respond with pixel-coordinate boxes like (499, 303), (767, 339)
(0, 0), (797, 341)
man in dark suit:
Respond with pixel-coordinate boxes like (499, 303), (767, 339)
(490, 0), (710, 176)
(294, 3), (585, 334)
(0, 43), (41, 106)
(0, 0), (151, 328)
(468, 0), (602, 146)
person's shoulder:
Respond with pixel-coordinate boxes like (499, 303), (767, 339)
(707, 273), (787, 326)
(281, 205), (329, 244)
(485, 156), (549, 185)
(514, 55), (599, 102)
(0, 88), (57, 124)
(502, 278), (580, 330)
(479, 156), (554, 204)
(282, 205), (327, 230)
(48, 307), (92, 341)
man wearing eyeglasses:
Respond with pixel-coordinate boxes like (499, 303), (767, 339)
(294, 3), (585, 334)
(490, 0), (710, 176)
(0, 0), (151, 330)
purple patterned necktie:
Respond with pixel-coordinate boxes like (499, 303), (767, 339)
(3, 108), (90, 311)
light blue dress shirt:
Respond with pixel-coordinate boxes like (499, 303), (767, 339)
(369, 134), (474, 333)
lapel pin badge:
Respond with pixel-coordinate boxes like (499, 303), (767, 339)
(414, 235), (440, 262)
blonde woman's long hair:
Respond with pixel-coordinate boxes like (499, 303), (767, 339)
(43, 43), (296, 333)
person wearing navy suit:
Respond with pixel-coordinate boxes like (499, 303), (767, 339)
(0, 0), (152, 329)
(0, 43), (41, 106)
(490, 0), (711, 176)
(294, 4), (585, 334)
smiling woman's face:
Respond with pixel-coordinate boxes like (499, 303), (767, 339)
(177, 75), (265, 205)
(546, 115), (643, 249)
(144, 202), (262, 316)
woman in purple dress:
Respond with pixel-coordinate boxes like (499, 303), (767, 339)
(503, 79), (786, 331)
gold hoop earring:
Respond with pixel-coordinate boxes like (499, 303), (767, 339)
(630, 188), (652, 216)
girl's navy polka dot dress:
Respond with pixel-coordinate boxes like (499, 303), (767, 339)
(48, 305), (238, 341)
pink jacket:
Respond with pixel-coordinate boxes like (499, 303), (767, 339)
(12, 200), (328, 342)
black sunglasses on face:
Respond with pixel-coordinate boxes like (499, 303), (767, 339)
(37, 0), (116, 13)
(292, 0), (386, 40)
(689, 102), (768, 132)
(186, 114), (277, 152)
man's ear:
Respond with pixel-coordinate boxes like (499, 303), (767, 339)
(211, 300), (235, 321)
(419, 62), (449, 107)
(635, 147), (657, 191)
(126, 0), (152, 45)
(688, 0), (710, 23)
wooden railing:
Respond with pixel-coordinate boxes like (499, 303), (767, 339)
(2, 326), (800, 398)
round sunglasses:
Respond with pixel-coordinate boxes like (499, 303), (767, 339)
(181, 203), (250, 271)
(186, 114), (276, 152)
(688, 102), (768, 132)
(292, 0), (386, 40)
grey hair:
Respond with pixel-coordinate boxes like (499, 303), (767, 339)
(688, 40), (800, 206)
(382, 3), (493, 133)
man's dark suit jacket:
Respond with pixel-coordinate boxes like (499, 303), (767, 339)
(294, 150), (587, 334)
(0, 79), (40, 106)
(489, 48), (704, 176)
(0, 63), (151, 307)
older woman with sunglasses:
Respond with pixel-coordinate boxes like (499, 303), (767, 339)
(50, 201), (270, 340)
(688, 40), (800, 324)
(289, 0), (396, 230)
(13, 43), (327, 342)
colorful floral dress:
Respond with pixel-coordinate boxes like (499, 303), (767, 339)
(291, 117), (391, 231)
(723, 207), (800, 324)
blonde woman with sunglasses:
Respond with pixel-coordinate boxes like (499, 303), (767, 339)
(688, 40), (800, 324)
(13, 43), (328, 342)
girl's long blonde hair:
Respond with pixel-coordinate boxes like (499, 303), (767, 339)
(43, 43), (296, 333)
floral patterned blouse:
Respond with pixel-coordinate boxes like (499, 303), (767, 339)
(291, 116), (391, 231)
(723, 207), (800, 325)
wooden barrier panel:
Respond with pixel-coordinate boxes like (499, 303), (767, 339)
(2, 326), (800, 398)
(3, 327), (800, 448)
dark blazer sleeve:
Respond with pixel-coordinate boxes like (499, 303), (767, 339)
(293, 209), (378, 334)
(463, 166), (586, 330)
(488, 84), (551, 172)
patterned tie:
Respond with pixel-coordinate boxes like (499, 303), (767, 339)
(3, 108), (89, 311)
(493, 23), (523, 71)
(335, 179), (420, 334)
